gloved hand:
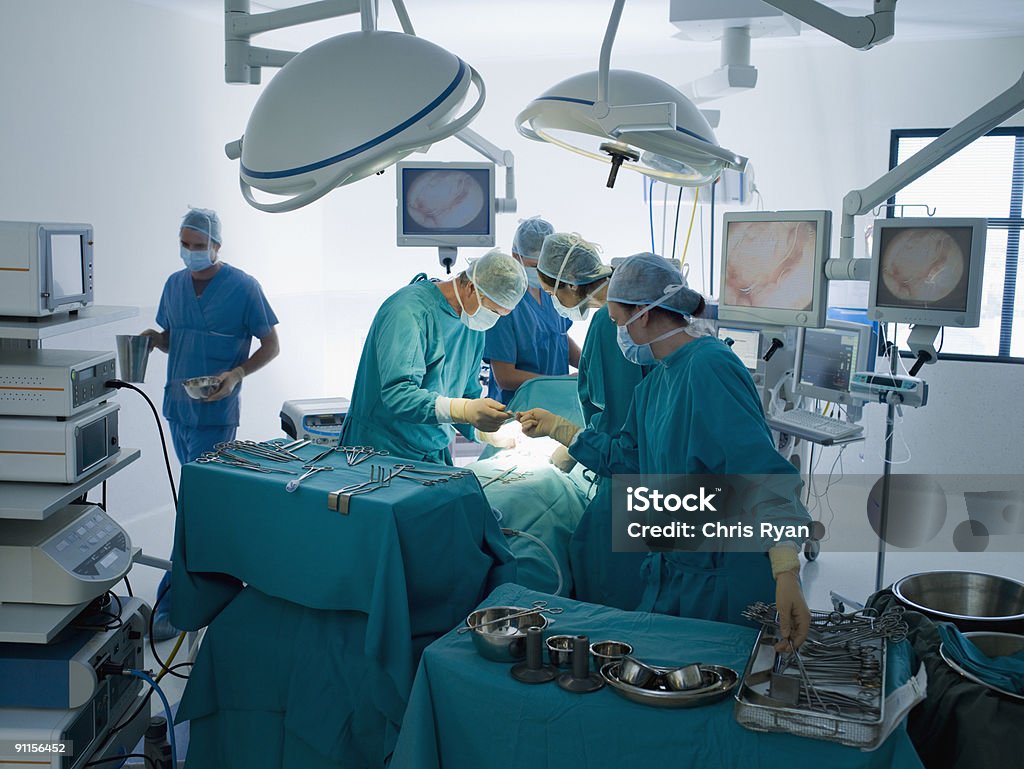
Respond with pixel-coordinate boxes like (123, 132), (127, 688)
(478, 421), (520, 449)
(550, 444), (577, 473)
(207, 367), (244, 402)
(450, 397), (510, 433)
(517, 408), (580, 447)
(773, 570), (811, 651)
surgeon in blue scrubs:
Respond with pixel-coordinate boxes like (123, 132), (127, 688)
(341, 248), (528, 465)
(484, 218), (581, 404)
(520, 254), (812, 649)
(141, 207), (280, 639)
(535, 235), (651, 610)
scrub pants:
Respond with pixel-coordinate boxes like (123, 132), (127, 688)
(156, 422), (237, 622)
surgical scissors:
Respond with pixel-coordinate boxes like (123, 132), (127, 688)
(457, 601), (564, 634)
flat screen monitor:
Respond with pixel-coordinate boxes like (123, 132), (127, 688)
(868, 217), (986, 327)
(717, 327), (761, 370)
(793, 319), (875, 405)
(718, 210), (831, 328)
(396, 161), (496, 248)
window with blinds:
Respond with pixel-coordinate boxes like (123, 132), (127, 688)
(888, 128), (1023, 361)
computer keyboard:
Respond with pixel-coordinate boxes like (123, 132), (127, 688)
(768, 409), (864, 442)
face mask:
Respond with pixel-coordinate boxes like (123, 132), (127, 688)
(551, 292), (591, 322)
(615, 299), (689, 365)
(180, 245), (214, 272)
(455, 280), (500, 331)
(523, 266), (541, 290)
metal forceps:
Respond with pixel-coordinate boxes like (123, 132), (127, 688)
(285, 465), (333, 493)
(457, 600), (564, 634)
(340, 446), (390, 466)
(197, 453), (298, 475)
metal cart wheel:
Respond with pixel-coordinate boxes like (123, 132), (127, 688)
(804, 539), (820, 561)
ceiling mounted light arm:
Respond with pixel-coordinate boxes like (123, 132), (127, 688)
(826, 70), (1024, 281)
(456, 128), (517, 214)
(759, 0), (897, 51)
(594, 0), (676, 135)
(226, 0), (365, 84)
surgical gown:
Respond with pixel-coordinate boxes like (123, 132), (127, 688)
(569, 306), (650, 610)
(569, 336), (811, 625)
(340, 281), (483, 465)
(484, 290), (572, 404)
(156, 263), (278, 453)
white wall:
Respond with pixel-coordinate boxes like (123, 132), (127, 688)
(2, 2), (1022, 599)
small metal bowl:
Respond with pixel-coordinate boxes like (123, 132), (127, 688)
(465, 606), (550, 663)
(183, 376), (222, 400)
(663, 663), (715, 692)
(590, 640), (633, 669)
(546, 635), (577, 668)
(617, 656), (657, 687)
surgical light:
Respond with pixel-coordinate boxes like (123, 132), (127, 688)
(514, 0), (746, 188)
(227, 29), (484, 213)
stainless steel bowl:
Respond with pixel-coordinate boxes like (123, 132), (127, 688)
(663, 663), (705, 691)
(546, 635), (576, 668)
(618, 656), (657, 687)
(465, 606), (550, 663)
(893, 571), (1024, 632)
(182, 376), (222, 400)
(939, 631), (1024, 701)
(590, 640), (633, 670)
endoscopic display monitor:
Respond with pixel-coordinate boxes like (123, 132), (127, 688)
(396, 161), (496, 248)
(718, 210), (831, 328)
(867, 217), (987, 327)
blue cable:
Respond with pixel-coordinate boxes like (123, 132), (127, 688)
(128, 670), (177, 769)
(648, 178), (656, 253)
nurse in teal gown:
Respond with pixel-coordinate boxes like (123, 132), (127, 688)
(536, 235), (650, 609)
(521, 254), (812, 648)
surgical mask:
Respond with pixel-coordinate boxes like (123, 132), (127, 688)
(455, 280), (501, 331)
(615, 283), (691, 364)
(551, 292), (591, 322)
(523, 266), (541, 290)
(180, 245), (214, 272)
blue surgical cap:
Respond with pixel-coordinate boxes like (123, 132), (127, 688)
(512, 217), (554, 260)
(537, 233), (609, 286)
(468, 248), (528, 310)
(607, 252), (703, 317)
(180, 207), (222, 245)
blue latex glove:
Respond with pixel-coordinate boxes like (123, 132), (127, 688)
(938, 622), (1024, 693)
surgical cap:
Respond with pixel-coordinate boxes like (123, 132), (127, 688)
(512, 217), (554, 260)
(537, 233), (609, 286)
(467, 248), (528, 310)
(180, 207), (222, 245)
(607, 252), (704, 317)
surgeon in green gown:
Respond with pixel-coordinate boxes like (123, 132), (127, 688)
(535, 233), (651, 609)
(521, 254), (812, 649)
(341, 249), (528, 464)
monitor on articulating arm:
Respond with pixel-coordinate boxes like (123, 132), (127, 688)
(718, 210), (832, 330)
(867, 217), (986, 374)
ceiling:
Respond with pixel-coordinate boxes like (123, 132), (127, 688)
(133, 0), (1024, 53)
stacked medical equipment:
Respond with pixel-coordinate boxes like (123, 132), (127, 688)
(1, 227), (149, 769)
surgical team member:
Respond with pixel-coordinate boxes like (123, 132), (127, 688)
(536, 234), (650, 610)
(484, 218), (581, 404)
(520, 254), (812, 649)
(141, 207), (280, 640)
(340, 249), (528, 464)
